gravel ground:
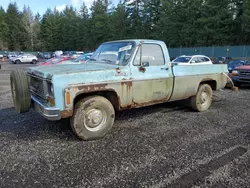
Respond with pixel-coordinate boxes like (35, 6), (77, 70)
(0, 63), (249, 188)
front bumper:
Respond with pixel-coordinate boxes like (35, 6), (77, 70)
(31, 95), (61, 121)
(232, 76), (250, 84)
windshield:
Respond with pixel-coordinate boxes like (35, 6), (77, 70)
(90, 42), (135, 66)
(229, 60), (244, 66)
(173, 57), (191, 63)
(243, 60), (250, 65)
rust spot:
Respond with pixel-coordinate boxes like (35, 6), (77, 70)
(115, 67), (121, 73)
(139, 66), (146, 73)
(77, 83), (108, 93)
(131, 96), (169, 108)
(61, 110), (73, 118)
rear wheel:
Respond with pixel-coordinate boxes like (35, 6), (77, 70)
(70, 96), (115, 140)
(31, 59), (37, 64)
(10, 69), (31, 113)
(191, 84), (213, 112)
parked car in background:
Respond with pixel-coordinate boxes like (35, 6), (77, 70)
(230, 61), (250, 87)
(0, 51), (8, 58)
(54, 50), (63, 57)
(172, 55), (213, 65)
(213, 56), (232, 64)
(227, 59), (247, 73)
(43, 52), (52, 59)
(64, 51), (84, 59)
(57, 53), (93, 65)
(36, 57), (57, 66)
(70, 53), (93, 63)
(11, 53), (38, 64)
(7, 52), (17, 59)
(37, 56), (74, 66)
(38, 52), (53, 59)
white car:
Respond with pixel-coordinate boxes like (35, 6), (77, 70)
(11, 53), (38, 64)
(172, 55), (213, 65)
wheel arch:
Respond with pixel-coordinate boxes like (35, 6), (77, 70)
(200, 79), (217, 90)
(73, 90), (120, 110)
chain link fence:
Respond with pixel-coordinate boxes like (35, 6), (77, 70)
(168, 45), (250, 59)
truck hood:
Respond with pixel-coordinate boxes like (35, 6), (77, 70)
(236, 65), (250, 70)
(27, 62), (119, 79)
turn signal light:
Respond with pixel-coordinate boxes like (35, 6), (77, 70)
(48, 97), (55, 106)
(66, 92), (71, 105)
(232, 70), (238, 76)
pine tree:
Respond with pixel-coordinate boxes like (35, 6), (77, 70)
(5, 3), (23, 50)
(0, 6), (8, 50)
(90, 0), (110, 48)
(109, 2), (130, 40)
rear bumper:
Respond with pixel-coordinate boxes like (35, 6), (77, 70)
(31, 95), (61, 121)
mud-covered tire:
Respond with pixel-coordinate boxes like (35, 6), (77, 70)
(10, 69), (31, 113)
(191, 84), (213, 112)
(70, 96), (115, 140)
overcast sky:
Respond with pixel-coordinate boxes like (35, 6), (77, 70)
(1, 0), (120, 15)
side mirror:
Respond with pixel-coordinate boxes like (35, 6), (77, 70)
(191, 60), (196, 63)
(142, 61), (149, 67)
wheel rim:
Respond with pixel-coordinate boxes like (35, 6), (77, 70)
(200, 91), (208, 104)
(199, 88), (211, 107)
(84, 108), (107, 132)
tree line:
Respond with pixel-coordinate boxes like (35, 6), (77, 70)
(0, 0), (250, 52)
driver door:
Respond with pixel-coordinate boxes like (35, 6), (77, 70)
(130, 43), (173, 105)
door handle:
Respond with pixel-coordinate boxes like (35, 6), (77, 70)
(161, 68), (169, 70)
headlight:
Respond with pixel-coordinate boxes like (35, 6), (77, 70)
(48, 83), (54, 96)
(50, 85), (54, 95)
(232, 70), (238, 76)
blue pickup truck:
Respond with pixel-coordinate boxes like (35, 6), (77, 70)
(10, 39), (228, 140)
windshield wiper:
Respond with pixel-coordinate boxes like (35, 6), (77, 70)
(101, 59), (114, 63)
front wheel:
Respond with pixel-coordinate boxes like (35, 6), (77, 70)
(10, 69), (31, 113)
(190, 84), (213, 112)
(70, 96), (115, 140)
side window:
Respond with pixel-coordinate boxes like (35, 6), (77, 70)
(203, 57), (210, 62)
(133, 47), (141, 66)
(191, 57), (200, 63)
(133, 44), (165, 66)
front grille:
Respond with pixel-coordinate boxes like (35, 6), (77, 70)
(29, 76), (47, 99)
(239, 70), (250, 76)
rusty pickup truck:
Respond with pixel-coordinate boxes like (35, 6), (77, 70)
(10, 39), (228, 140)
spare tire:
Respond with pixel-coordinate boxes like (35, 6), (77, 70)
(10, 69), (31, 113)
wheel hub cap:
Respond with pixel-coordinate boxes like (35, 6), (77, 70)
(201, 91), (208, 103)
(85, 109), (105, 130)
